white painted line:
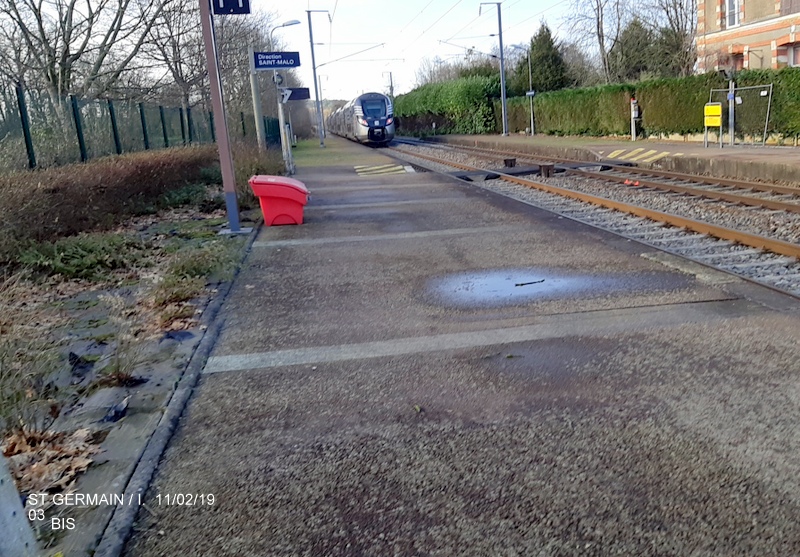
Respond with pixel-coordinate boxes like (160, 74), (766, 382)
(253, 225), (519, 248)
(203, 300), (744, 374)
(306, 198), (462, 210)
(313, 182), (445, 193)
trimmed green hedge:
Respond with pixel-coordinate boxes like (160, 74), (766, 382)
(396, 67), (800, 139)
(394, 76), (500, 134)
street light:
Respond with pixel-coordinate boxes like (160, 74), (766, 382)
(509, 43), (534, 136)
(480, 2), (508, 136)
(307, 10), (329, 147)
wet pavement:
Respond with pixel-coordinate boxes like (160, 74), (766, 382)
(121, 137), (800, 556)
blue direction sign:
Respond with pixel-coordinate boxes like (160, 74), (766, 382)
(213, 0), (250, 15)
(254, 52), (301, 70)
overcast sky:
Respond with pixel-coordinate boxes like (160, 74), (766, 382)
(253, 0), (572, 101)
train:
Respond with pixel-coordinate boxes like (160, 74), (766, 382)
(327, 92), (395, 146)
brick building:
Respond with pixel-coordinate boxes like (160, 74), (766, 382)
(697, 0), (800, 71)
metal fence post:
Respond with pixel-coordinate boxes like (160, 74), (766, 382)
(107, 99), (123, 155)
(209, 111), (216, 143)
(70, 94), (88, 162)
(186, 107), (194, 143)
(138, 102), (150, 150)
(15, 83), (36, 169)
(179, 107), (187, 145)
(159, 106), (169, 148)
(0, 455), (37, 556)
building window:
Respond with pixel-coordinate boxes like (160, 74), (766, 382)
(789, 46), (800, 67)
(782, 0), (800, 16)
(727, 0), (740, 27)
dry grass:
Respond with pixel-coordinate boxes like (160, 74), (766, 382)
(0, 273), (65, 435)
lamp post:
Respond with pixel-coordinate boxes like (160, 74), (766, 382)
(198, 0), (247, 234)
(307, 10), (329, 147)
(480, 2), (508, 136)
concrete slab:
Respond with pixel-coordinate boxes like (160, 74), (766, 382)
(123, 137), (800, 556)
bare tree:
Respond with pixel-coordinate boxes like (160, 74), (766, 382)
(414, 53), (497, 87)
(566, 0), (629, 83)
(142, 1), (206, 117)
(0, 0), (173, 108)
(645, 0), (697, 77)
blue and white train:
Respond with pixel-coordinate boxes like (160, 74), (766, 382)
(327, 92), (395, 146)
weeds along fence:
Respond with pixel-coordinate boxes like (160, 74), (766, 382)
(0, 84), (281, 172)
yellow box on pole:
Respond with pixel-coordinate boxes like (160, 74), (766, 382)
(704, 102), (722, 127)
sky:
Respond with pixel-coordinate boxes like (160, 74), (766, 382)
(254, 0), (573, 101)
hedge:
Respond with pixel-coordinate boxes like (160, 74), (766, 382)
(396, 67), (800, 140)
(394, 75), (500, 135)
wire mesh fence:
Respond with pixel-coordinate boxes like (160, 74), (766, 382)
(0, 85), (280, 173)
(709, 83), (773, 145)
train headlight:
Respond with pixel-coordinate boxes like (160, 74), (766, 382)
(358, 117), (368, 126)
(386, 117), (393, 125)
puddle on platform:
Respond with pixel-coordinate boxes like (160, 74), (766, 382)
(429, 268), (689, 308)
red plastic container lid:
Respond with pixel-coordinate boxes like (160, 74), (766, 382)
(248, 175), (308, 194)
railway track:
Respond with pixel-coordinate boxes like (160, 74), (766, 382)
(388, 139), (800, 297)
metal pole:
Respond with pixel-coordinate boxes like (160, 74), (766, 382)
(527, 52), (534, 135)
(179, 107), (187, 145)
(138, 102), (150, 150)
(307, 10), (325, 147)
(496, 4), (508, 136)
(276, 76), (294, 174)
(71, 95), (88, 162)
(763, 83), (773, 146)
(318, 75), (326, 138)
(728, 79), (735, 146)
(108, 99), (122, 154)
(159, 106), (169, 148)
(199, 0), (245, 234)
(15, 83), (36, 169)
(248, 46), (267, 150)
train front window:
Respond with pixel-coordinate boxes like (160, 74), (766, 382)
(362, 100), (387, 117)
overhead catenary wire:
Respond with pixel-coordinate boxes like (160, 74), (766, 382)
(398, 0), (466, 55)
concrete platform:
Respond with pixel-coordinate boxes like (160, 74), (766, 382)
(430, 134), (800, 186)
(124, 137), (800, 556)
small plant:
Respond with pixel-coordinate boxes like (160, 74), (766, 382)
(147, 239), (239, 326)
(17, 232), (146, 280)
(158, 183), (211, 209)
(96, 294), (151, 386)
(166, 240), (234, 280)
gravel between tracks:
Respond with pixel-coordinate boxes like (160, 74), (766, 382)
(393, 145), (800, 245)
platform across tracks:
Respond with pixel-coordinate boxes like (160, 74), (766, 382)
(124, 136), (800, 556)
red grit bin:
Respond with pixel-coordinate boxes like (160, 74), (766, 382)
(248, 175), (309, 226)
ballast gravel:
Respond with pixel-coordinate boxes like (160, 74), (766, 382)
(393, 145), (800, 245)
